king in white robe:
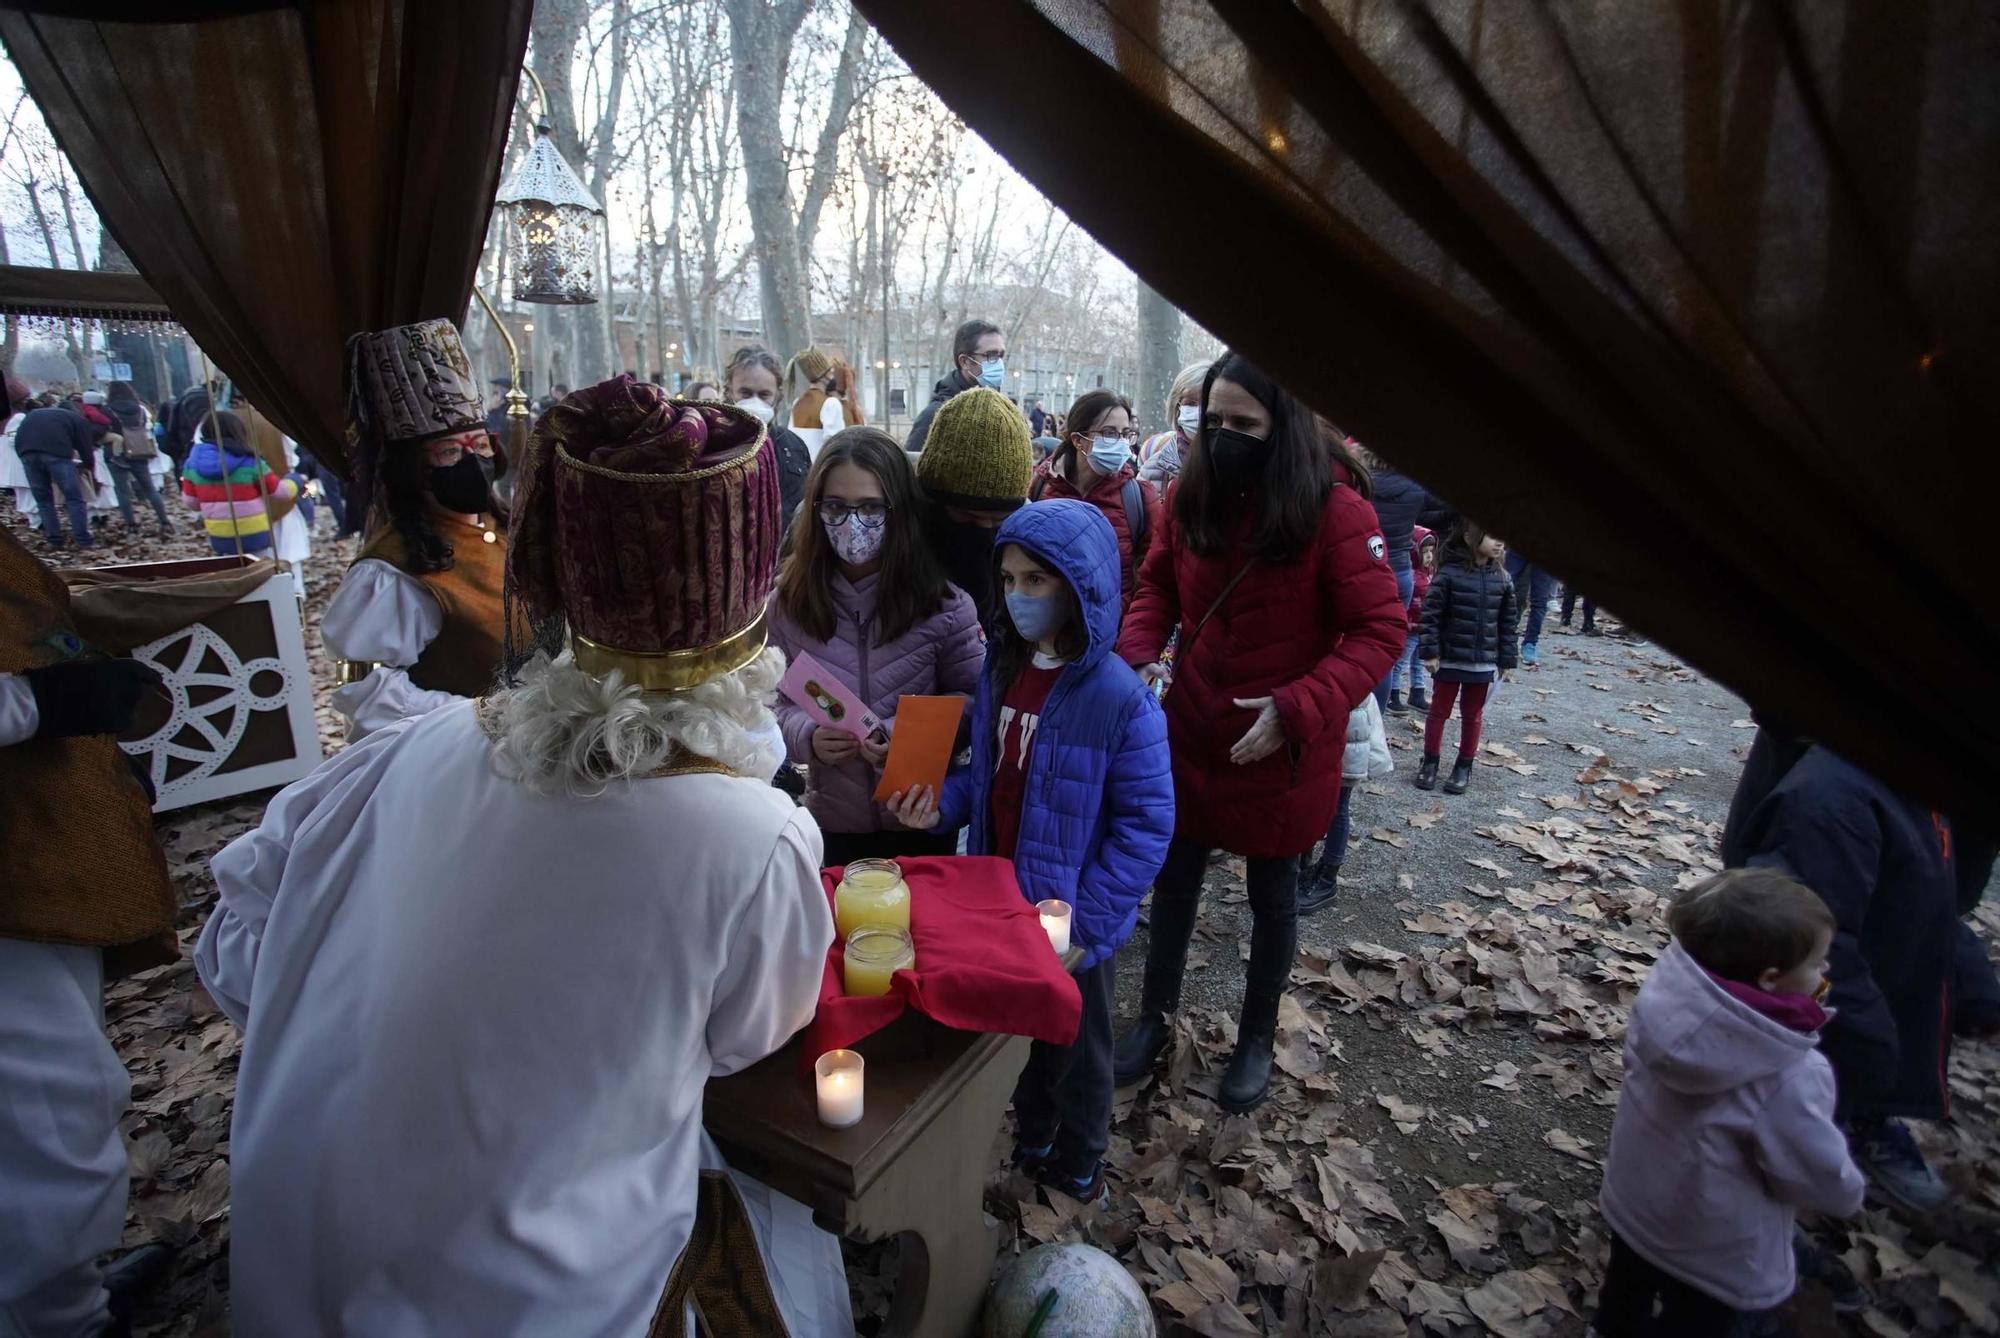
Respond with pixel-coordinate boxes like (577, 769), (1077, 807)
(194, 700), (851, 1336)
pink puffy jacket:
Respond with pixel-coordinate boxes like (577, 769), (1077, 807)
(768, 572), (984, 834)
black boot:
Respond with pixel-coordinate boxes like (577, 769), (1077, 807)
(1218, 993), (1279, 1112)
(1443, 758), (1473, 794)
(1113, 1011), (1171, 1085)
(1408, 687), (1428, 711)
(1385, 689), (1408, 716)
(103, 1242), (176, 1327)
(1414, 753), (1440, 790)
(1296, 859), (1339, 913)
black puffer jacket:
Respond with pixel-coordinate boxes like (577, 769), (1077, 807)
(1368, 467), (1429, 567)
(905, 367), (977, 454)
(773, 424), (811, 529)
(1419, 542), (1519, 671)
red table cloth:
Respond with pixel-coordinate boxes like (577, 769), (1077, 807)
(802, 856), (1082, 1061)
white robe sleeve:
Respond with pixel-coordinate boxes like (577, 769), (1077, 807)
(0, 673), (37, 746)
(194, 718), (417, 1030)
(706, 807), (832, 1076)
(819, 395), (846, 435)
(320, 559), (460, 741)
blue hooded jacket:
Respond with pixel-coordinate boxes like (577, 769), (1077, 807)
(938, 500), (1174, 971)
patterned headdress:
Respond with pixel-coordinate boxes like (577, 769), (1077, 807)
(506, 376), (782, 691)
(345, 318), (485, 448)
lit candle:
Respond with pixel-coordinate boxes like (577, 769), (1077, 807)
(815, 1050), (865, 1128)
(1037, 899), (1071, 955)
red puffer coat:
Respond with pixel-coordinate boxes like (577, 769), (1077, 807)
(1118, 471), (1405, 858)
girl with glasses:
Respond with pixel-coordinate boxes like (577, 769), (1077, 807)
(1028, 388), (1163, 612)
(769, 428), (986, 864)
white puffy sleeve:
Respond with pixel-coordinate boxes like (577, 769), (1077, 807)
(705, 806), (833, 1076)
(194, 717), (417, 1029)
(320, 559), (460, 741)
(819, 395), (846, 435)
(0, 673), (37, 746)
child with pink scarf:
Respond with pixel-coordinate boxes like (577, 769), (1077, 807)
(1596, 869), (1865, 1334)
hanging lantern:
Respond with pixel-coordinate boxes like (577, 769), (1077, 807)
(495, 119), (604, 306)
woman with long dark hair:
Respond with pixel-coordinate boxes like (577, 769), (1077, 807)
(1113, 353), (1406, 1112)
(769, 427), (984, 863)
(1028, 388), (1162, 612)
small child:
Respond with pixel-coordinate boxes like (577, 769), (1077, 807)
(1596, 869), (1865, 1335)
(1298, 694), (1391, 913)
(1388, 525), (1439, 715)
(179, 411), (298, 557)
(890, 499), (1173, 1201)
(1416, 521), (1516, 794)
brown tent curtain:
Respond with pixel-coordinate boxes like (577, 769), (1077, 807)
(0, 0), (533, 479)
(854, 0), (1998, 815)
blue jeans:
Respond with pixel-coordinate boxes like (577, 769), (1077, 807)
(105, 454), (170, 528)
(1505, 554), (1557, 647)
(1315, 782), (1356, 870)
(1395, 626), (1428, 696)
(22, 454), (93, 546)
(1374, 562), (1416, 708)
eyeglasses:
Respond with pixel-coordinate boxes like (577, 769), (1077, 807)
(1079, 427), (1141, 443)
(818, 499), (890, 527)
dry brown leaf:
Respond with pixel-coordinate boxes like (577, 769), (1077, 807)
(1176, 1247), (1239, 1304)
(1544, 1128), (1595, 1160)
(1407, 807), (1445, 829)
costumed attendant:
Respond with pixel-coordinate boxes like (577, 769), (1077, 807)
(193, 378), (850, 1335)
(914, 386), (1035, 625)
(889, 499), (1173, 1202)
(786, 345), (849, 454)
(1113, 353), (1405, 1112)
(320, 319), (507, 741)
(1416, 520), (1518, 795)
(768, 427), (984, 866)
(0, 529), (179, 1336)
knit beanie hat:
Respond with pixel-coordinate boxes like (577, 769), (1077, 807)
(916, 387), (1032, 512)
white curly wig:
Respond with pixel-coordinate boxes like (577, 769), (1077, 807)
(485, 645), (786, 797)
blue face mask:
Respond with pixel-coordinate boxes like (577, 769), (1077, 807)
(1087, 436), (1132, 476)
(977, 357), (1006, 390)
(1005, 590), (1064, 644)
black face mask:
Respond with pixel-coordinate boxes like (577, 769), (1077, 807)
(1207, 427), (1269, 491)
(428, 453), (492, 515)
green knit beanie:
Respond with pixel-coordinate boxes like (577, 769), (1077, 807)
(916, 387), (1032, 511)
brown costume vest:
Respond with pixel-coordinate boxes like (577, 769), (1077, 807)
(0, 530), (177, 970)
(355, 509), (510, 697)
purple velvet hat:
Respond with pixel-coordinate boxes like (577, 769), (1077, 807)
(507, 376), (782, 690)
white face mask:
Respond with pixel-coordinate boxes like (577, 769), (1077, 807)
(1087, 436), (1132, 476)
(734, 396), (775, 425)
(1176, 405), (1201, 436)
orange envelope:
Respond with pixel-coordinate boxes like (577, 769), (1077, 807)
(872, 695), (966, 802)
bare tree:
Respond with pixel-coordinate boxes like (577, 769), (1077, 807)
(722, 0), (870, 360)
(1136, 279), (1183, 434)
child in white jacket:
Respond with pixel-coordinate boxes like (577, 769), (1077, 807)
(1596, 868), (1865, 1333)
(1298, 694), (1392, 912)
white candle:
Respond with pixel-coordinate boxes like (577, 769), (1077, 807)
(815, 1050), (865, 1128)
(1037, 899), (1071, 955)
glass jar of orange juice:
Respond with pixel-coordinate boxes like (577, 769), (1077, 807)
(843, 927), (915, 997)
(834, 858), (910, 939)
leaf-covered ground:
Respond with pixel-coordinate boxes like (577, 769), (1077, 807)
(11, 505), (1995, 1337)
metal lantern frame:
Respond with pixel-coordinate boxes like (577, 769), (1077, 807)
(493, 68), (604, 307)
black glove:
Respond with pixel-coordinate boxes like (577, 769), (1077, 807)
(24, 659), (161, 739)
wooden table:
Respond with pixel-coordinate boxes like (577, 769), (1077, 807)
(705, 993), (1060, 1338)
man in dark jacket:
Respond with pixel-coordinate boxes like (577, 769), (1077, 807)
(1738, 745), (1960, 1214)
(906, 318), (1006, 454)
(13, 405), (100, 548)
